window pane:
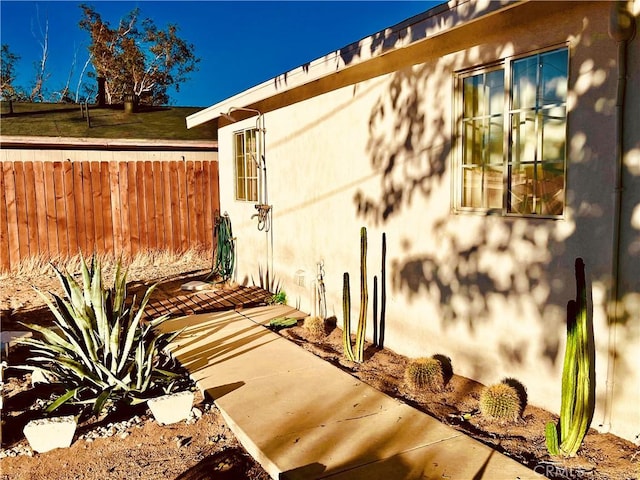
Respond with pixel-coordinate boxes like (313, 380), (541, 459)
(236, 176), (246, 200)
(538, 162), (564, 215)
(488, 119), (504, 164)
(486, 70), (504, 115)
(509, 164), (535, 214)
(463, 120), (484, 165)
(512, 56), (537, 110)
(511, 111), (537, 165)
(463, 76), (480, 117)
(485, 166), (503, 209)
(247, 178), (258, 202)
(462, 166), (502, 208)
(541, 108), (566, 162)
(462, 166), (482, 207)
(541, 49), (568, 106)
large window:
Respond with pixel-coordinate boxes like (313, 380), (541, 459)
(234, 128), (259, 202)
(457, 47), (568, 217)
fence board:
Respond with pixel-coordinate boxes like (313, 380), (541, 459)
(43, 162), (59, 256)
(152, 161), (165, 248)
(62, 161), (78, 257)
(193, 161), (205, 246)
(33, 161), (49, 255)
(13, 162), (30, 259)
(127, 162), (140, 256)
(72, 162), (86, 254)
(118, 161), (131, 256)
(90, 161), (105, 253)
(143, 161), (156, 250)
(3, 163), (20, 268)
(203, 161), (214, 251)
(53, 162), (69, 257)
(23, 162), (39, 254)
(177, 162), (189, 251)
(169, 161), (181, 252)
(0, 165), (8, 270)
(81, 161), (95, 253)
(135, 161), (146, 250)
(186, 161), (197, 247)
(1, 158), (218, 271)
(109, 162), (122, 254)
(100, 162), (114, 253)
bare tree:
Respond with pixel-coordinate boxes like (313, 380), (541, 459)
(54, 45), (78, 102)
(28, 6), (50, 102)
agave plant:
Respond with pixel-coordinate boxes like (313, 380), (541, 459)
(19, 255), (181, 415)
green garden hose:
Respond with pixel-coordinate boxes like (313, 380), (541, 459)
(206, 213), (235, 282)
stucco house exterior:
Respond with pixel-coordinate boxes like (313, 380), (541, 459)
(187, 0), (640, 443)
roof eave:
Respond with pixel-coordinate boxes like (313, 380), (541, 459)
(186, 0), (524, 129)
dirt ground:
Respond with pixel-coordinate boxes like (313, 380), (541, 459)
(1, 258), (639, 479)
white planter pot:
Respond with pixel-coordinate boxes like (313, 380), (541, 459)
(147, 390), (194, 425)
(23, 415), (77, 453)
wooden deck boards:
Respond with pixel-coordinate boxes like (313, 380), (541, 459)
(145, 285), (271, 320)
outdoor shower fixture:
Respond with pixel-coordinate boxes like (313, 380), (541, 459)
(221, 107), (271, 232)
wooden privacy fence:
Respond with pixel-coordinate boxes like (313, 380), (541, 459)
(0, 159), (219, 271)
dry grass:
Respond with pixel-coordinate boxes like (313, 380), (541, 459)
(0, 248), (212, 284)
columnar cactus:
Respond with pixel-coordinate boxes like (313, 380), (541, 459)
(342, 272), (355, 361)
(342, 227), (369, 363)
(545, 258), (595, 457)
(354, 227), (368, 363)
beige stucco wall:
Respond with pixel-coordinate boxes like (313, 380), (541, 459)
(218, 2), (639, 443)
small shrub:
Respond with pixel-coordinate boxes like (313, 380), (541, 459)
(404, 357), (445, 392)
(479, 382), (522, 422)
(269, 290), (287, 305)
(303, 316), (325, 338)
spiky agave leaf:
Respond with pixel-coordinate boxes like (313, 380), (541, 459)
(45, 388), (79, 413)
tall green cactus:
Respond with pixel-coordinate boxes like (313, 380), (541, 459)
(342, 227), (368, 363)
(354, 227), (368, 362)
(342, 272), (355, 361)
(545, 258), (594, 457)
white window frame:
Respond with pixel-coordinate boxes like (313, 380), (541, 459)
(233, 127), (261, 202)
(454, 46), (569, 219)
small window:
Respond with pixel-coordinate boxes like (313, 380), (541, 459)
(234, 128), (259, 202)
(456, 47), (568, 217)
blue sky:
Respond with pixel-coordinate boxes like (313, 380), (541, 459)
(1, 1), (439, 107)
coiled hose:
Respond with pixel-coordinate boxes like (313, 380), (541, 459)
(206, 214), (235, 282)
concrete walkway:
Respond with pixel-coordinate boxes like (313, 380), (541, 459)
(162, 306), (542, 480)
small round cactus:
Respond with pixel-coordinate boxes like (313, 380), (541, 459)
(479, 382), (522, 422)
(404, 357), (445, 392)
(303, 316), (325, 338)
